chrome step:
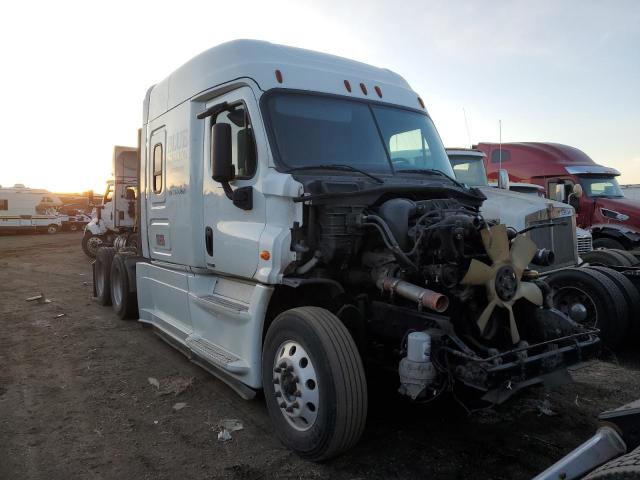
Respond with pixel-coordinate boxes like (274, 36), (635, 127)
(185, 335), (249, 374)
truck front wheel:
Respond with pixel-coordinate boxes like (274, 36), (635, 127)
(82, 232), (104, 258)
(262, 307), (368, 461)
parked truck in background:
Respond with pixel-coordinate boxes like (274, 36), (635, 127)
(447, 148), (639, 350)
(82, 146), (139, 257)
(91, 40), (601, 460)
(0, 184), (63, 234)
(475, 142), (640, 251)
(447, 148), (594, 271)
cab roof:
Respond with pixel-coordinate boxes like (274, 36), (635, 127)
(145, 39), (424, 123)
(475, 142), (619, 178)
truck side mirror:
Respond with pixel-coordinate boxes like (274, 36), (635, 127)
(211, 122), (234, 183)
(497, 169), (510, 190)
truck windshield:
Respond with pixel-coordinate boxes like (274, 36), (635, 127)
(264, 92), (455, 179)
(448, 156), (488, 186)
(579, 176), (624, 198)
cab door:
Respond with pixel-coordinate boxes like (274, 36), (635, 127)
(202, 87), (266, 278)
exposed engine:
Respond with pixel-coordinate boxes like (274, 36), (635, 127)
(291, 194), (599, 403)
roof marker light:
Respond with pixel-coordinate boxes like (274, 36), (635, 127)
(374, 86), (382, 98)
(344, 80), (352, 92)
(260, 250), (271, 261)
(275, 70), (283, 83)
(360, 83), (368, 95)
(418, 96), (425, 108)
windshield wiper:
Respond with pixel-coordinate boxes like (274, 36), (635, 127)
(285, 164), (385, 184)
(396, 168), (466, 188)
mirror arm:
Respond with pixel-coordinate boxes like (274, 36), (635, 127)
(221, 182), (234, 200)
(197, 102), (228, 120)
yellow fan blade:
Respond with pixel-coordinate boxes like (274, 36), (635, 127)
(515, 281), (544, 306)
(510, 235), (538, 277)
(477, 300), (496, 334)
(481, 224), (510, 263)
(507, 306), (520, 344)
(461, 259), (495, 285)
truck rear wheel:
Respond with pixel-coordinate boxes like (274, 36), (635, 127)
(47, 224), (58, 234)
(584, 445), (640, 479)
(545, 268), (629, 349)
(587, 266), (640, 338)
(110, 253), (138, 320)
(82, 232), (104, 258)
(262, 307), (368, 461)
(94, 247), (116, 306)
(581, 249), (633, 267)
(608, 249), (640, 267)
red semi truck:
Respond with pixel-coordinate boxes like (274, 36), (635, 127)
(476, 142), (640, 250)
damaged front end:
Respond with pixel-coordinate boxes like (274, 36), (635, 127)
(289, 184), (600, 406)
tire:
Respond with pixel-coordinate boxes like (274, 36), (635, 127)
(110, 253), (138, 320)
(587, 266), (640, 338)
(582, 249), (633, 267)
(82, 232), (104, 258)
(609, 249), (640, 267)
(585, 445), (640, 479)
(593, 237), (626, 251)
(47, 224), (58, 234)
(262, 307), (368, 461)
(94, 247), (116, 306)
(545, 267), (629, 349)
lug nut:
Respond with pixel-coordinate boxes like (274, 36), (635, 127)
(279, 362), (287, 369)
(285, 406), (294, 412)
(279, 402), (286, 409)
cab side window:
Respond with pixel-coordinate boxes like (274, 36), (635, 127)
(152, 144), (163, 193)
(0, 200), (7, 210)
(214, 104), (257, 179)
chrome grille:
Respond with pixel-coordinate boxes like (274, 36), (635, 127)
(526, 217), (577, 271)
(577, 235), (593, 254)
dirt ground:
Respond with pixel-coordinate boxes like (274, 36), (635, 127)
(2, 232), (640, 480)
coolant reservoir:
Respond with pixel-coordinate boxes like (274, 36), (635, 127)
(407, 331), (431, 363)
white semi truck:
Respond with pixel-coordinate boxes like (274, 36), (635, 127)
(82, 146), (139, 257)
(0, 184), (62, 234)
(93, 40), (601, 460)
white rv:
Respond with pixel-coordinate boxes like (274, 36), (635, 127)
(0, 184), (62, 233)
(92, 40), (599, 460)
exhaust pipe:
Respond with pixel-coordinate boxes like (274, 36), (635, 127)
(380, 277), (449, 313)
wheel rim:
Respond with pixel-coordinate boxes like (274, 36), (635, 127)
(272, 340), (319, 431)
(95, 261), (105, 295)
(70, 224), (78, 231)
(111, 265), (122, 307)
(48, 225), (57, 234)
(87, 237), (103, 256)
(553, 286), (598, 328)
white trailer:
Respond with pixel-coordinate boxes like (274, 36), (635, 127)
(0, 184), (62, 233)
(93, 40), (600, 460)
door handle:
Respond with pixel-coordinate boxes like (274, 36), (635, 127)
(205, 227), (213, 256)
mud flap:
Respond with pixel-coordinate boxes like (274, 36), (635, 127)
(481, 368), (572, 404)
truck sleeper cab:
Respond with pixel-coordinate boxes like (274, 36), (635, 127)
(94, 41), (599, 460)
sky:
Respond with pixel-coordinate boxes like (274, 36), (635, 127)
(0, 0), (638, 193)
